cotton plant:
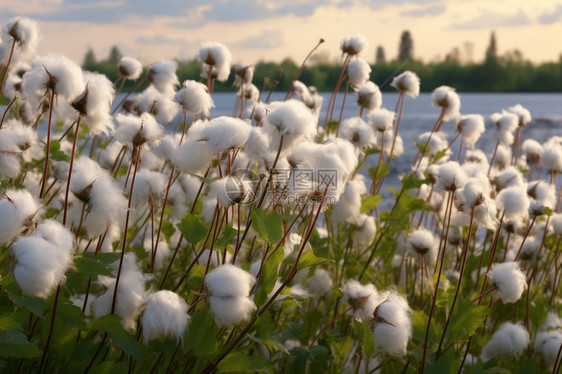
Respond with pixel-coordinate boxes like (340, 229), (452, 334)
(3, 17), (562, 374)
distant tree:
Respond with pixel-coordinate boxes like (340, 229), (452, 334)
(398, 31), (414, 61)
(485, 31), (497, 61)
(375, 46), (386, 64)
(462, 42), (474, 64)
(83, 48), (96, 70)
(108, 46), (122, 65)
(445, 47), (461, 63)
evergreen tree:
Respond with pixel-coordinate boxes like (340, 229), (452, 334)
(375, 46), (386, 64)
(485, 31), (497, 61)
(83, 48), (96, 70)
(398, 31), (414, 61)
(108, 46), (122, 64)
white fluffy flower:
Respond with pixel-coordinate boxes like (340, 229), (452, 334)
(12, 220), (74, 298)
(534, 330), (562, 369)
(390, 71), (420, 98)
(488, 262), (527, 303)
(342, 280), (378, 320)
(173, 139), (216, 174)
(136, 86), (179, 125)
(508, 104), (531, 127)
(264, 100), (317, 152)
(355, 214), (376, 249)
(1, 17), (39, 61)
(431, 86), (461, 121)
(436, 161), (467, 192)
(174, 80), (214, 117)
(341, 34), (369, 56)
(346, 58), (371, 89)
(0, 189), (42, 245)
(198, 116), (252, 153)
(118, 57), (143, 80)
(372, 291), (412, 357)
(147, 60), (179, 94)
(198, 42), (232, 82)
(369, 108), (395, 132)
(205, 264), (256, 326)
(305, 268), (333, 298)
(142, 290), (190, 344)
(93, 253), (149, 330)
(113, 112), (163, 146)
(331, 176), (367, 225)
(456, 114), (485, 149)
(481, 322), (530, 362)
(497, 186), (530, 220)
(356, 81), (382, 112)
(338, 117), (375, 149)
(77, 71), (115, 135)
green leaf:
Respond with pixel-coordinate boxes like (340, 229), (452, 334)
(0, 315), (42, 358)
(401, 174), (428, 191)
(1, 275), (45, 318)
(161, 220), (176, 241)
(447, 299), (487, 342)
(218, 351), (273, 373)
(74, 252), (114, 277)
(254, 247), (284, 305)
(251, 208), (283, 243)
(326, 120), (339, 133)
(295, 250), (330, 272)
(89, 315), (143, 361)
(176, 213), (208, 246)
(215, 225), (237, 248)
(57, 298), (87, 330)
(48, 140), (70, 161)
(360, 195), (382, 213)
(186, 310), (219, 357)
(355, 319), (375, 358)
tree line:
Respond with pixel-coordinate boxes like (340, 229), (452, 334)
(83, 33), (562, 93)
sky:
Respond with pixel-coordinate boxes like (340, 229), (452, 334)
(0, 0), (561, 67)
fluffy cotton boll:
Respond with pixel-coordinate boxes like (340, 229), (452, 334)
(245, 127), (271, 162)
(481, 322), (530, 362)
(551, 214), (562, 235)
(369, 108), (395, 133)
(519, 237), (541, 264)
(93, 254), (149, 330)
(492, 144), (512, 171)
(430, 86), (461, 121)
(508, 104), (532, 127)
(207, 176), (249, 207)
(131, 169), (166, 206)
(332, 177), (366, 225)
(495, 167), (524, 191)
(346, 58), (371, 89)
(417, 131), (449, 159)
(147, 60), (179, 94)
(118, 57), (143, 80)
(208, 296), (256, 326)
(341, 34), (369, 56)
(527, 180), (556, 214)
(497, 186), (530, 220)
(385, 130), (404, 157)
(77, 71), (115, 135)
(85, 172), (127, 237)
(197, 249), (232, 268)
(342, 280), (378, 320)
(408, 228), (436, 257)
(152, 133), (182, 161)
(174, 80), (214, 117)
(436, 161), (467, 192)
(1, 119), (37, 152)
(541, 142), (562, 173)
(233, 65), (254, 87)
(356, 81), (382, 112)
(142, 290), (190, 344)
(291, 80), (311, 104)
(198, 42), (232, 82)
(1, 17), (39, 60)
(390, 70), (420, 98)
(305, 268), (333, 298)
(113, 112), (163, 146)
(355, 214), (376, 249)
(534, 330), (562, 369)
(238, 84), (259, 102)
(464, 149), (489, 167)
(198, 116), (252, 153)
(491, 110), (518, 134)
(136, 86), (179, 125)
(22, 54), (84, 103)
(0, 189), (41, 244)
(69, 156), (102, 199)
(488, 262), (527, 303)
(521, 139), (543, 164)
(265, 100), (317, 152)
(205, 263), (256, 298)
(12, 220), (74, 298)
(172, 139), (215, 175)
(338, 117), (375, 150)
(456, 114), (485, 149)
(372, 291), (412, 357)
(0, 153), (21, 179)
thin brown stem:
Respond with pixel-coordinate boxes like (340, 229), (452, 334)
(39, 89), (56, 199)
(63, 115), (82, 225)
(308, 306), (353, 349)
(0, 95), (17, 129)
